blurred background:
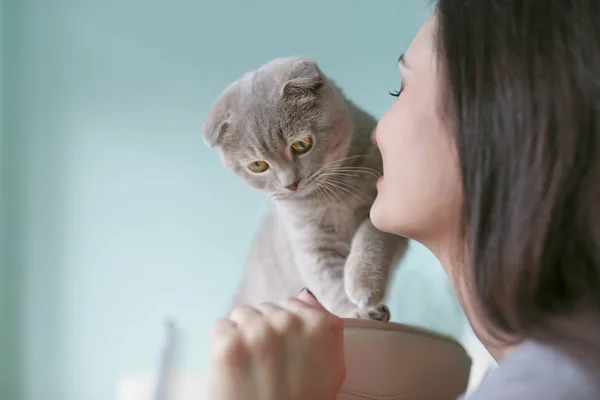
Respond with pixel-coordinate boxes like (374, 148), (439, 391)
(0, 0), (474, 399)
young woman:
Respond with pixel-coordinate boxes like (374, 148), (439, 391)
(207, 1), (600, 398)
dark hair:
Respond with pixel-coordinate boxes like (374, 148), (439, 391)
(435, 0), (600, 364)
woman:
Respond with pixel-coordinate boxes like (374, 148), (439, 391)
(207, 1), (600, 399)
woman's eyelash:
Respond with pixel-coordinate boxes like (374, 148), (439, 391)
(389, 84), (405, 97)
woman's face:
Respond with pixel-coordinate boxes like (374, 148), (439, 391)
(370, 17), (463, 248)
(372, 17), (520, 360)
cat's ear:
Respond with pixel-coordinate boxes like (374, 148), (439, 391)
(281, 58), (324, 99)
(202, 90), (233, 148)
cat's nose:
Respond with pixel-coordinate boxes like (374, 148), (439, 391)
(285, 180), (300, 191)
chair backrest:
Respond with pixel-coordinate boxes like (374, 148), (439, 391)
(338, 319), (472, 400)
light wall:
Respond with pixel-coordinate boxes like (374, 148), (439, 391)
(0, 1), (468, 399)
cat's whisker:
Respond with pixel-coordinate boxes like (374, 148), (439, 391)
(317, 171), (377, 190)
(310, 166), (380, 187)
(270, 198), (284, 237)
(325, 165), (382, 175)
(319, 154), (368, 168)
(316, 180), (342, 203)
(318, 183), (340, 205)
(313, 184), (327, 202)
(307, 155), (370, 183)
(320, 179), (367, 203)
(252, 198), (271, 229)
(313, 187), (325, 204)
(321, 181), (361, 204)
(316, 185), (334, 206)
(318, 172), (361, 179)
(323, 176), (374, 202)
(305, 172), (321, 185)
(322, 167), (381, 178)
(321, 185), (342, 204)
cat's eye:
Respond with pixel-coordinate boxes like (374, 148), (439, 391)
(290, 137), (314, 154)
(248, 160), (269, 173)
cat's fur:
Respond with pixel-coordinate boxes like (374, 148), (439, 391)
(202, 56), (408, 320)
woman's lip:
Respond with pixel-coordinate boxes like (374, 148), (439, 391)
(370, 130), (378, 146)
(377, 175), (384, 185)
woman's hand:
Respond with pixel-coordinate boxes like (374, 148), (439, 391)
(207, 289), (346, 400)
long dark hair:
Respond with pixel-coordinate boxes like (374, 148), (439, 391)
(434, 0), (600, 365)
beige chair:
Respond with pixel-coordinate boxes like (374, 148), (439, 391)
(117, 319), (472, 400)
(338, 319), (471, 400)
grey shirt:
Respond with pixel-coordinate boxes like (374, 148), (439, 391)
(460, 341), (600, 400)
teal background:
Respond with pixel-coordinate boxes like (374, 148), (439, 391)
(0, 1), (466, 399)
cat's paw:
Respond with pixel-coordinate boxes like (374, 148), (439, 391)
(348, 304), (391, 322)
(344, 269), (384, 308)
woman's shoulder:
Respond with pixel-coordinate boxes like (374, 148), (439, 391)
(462, 340), (600, 400)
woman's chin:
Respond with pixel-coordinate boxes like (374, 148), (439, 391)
(369, 197), (391, 233)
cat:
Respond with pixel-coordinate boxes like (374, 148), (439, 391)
(202, 56), (408, 320)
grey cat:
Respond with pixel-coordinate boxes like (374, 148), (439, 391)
(202, 56), (408, 320)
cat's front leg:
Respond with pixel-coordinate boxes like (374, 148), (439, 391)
(294, 244), (355, 316)
(293, 236), (392, 321)
(344, 219), (409, 308)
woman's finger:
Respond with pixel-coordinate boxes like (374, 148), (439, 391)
(210, 318), (238, 339)
(209, 319), (246, 366)
(280, 297), (337, 335)
(228, 305), (278, 361)
(228, 305), (262, 327)
(208, 319), (256, 400)
(297, 287), (327, 311)
(230, 304), (283, 400)
(258, 302), (302, 335)
(280, 296), (346, 394)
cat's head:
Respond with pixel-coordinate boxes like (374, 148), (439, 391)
(202, 56), (352, 200)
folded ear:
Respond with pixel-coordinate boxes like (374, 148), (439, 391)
(202, 89), (234, 148)
(280, 57), (324, 99)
